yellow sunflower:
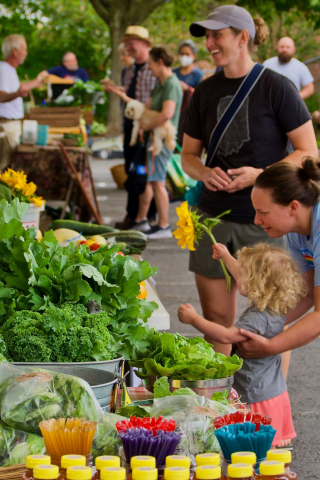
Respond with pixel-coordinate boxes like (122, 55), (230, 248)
(23, 182), (37, 198)
(30, 196), (45, 207)
(173, 201), (197, 251)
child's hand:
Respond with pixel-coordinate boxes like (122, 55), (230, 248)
(212, 243), (230, 261)
(178, 303), (198, 325)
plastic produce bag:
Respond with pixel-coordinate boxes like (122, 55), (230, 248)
(0, 421), (45, 466)
(0, 362), (103, 435)
(150, 395), (235, 456)
(91, 413), (126, 460)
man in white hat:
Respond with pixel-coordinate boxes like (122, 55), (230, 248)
(263, 37), (314, 100)
(103, 26), (157, 230)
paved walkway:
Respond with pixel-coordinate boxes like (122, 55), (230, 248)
(90, 156), (320, 479)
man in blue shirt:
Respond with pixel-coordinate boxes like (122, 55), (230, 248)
(46, 52), (89, 99)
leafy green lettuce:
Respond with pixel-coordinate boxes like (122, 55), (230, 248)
(0, 421), (45, 466)
(153, 376), (196, 398)
(0, 199), (158, 359)
(130, 333), (242, 380)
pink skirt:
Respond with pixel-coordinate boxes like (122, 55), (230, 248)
(250, 390), (296, 446)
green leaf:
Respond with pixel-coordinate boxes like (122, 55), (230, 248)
(0, 182), (12, 203)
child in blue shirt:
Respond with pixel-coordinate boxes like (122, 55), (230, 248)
(178, 242), (305, 447)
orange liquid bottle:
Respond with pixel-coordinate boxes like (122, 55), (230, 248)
(266, 451), (297, 480)
(227, 463), (254, 480)
(33, 465), (59, 480)
(60, 456), (86, 480)
(101, 467), (126, 480)
(259, 461), (287, 480)
(22, 455), (51, 480)
(92, 456), (121, 480)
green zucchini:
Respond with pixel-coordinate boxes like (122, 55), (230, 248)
(100, 230), (148, 251)
(50, 220), (118, 236)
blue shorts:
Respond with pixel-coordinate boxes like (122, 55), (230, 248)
(147, 144), (172, 182)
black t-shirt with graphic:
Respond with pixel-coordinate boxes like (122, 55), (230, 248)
(183, 68), (311, 223)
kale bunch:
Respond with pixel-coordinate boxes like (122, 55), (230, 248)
(1, 303), (117, 363)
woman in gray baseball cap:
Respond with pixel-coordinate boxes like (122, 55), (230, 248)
(181, 5), (317, 358)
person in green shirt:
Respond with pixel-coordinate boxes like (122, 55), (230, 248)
(107, 46), (182, 239)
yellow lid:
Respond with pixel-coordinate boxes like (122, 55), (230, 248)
(33, 465), (59, 480)
(101, 467), (126, 480)
(164, 467), (190, 480)
(166, 456), (191, 468)
(231, 452), (257, 465)
(131, 456), (156, 469)
(227, 463), (253, 478)
(259, 461), (285, 476)
(61, 455), (86, 469)
(66, 466), (92, 480)
(96, 456), (121, 470)
(196, 465), (221, 479)
(26, 455), (51, 469)
(195, 454), (220, 467)
(132, 467), (158, 480)
(266, 450), (292, 464)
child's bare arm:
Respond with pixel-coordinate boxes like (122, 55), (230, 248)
(178, 303), (247, 343)
(212, 244), (240, 281)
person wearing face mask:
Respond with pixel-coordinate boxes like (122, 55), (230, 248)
(181, 5), (317, 360)
(173, 40), (204, 146)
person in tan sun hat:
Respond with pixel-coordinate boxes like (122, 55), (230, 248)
(120, 26), (153, 48)
(102, 26), (157, 230)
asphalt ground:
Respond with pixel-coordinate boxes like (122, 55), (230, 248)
(90, 156), (320, 479)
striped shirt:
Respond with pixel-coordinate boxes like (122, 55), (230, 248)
(124, 63), (157, 104)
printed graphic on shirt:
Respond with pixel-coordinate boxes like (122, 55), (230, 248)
(217, 96), (250, 156)
(301, 248), (315, 268)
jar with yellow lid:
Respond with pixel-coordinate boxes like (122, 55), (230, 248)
(164, 467), (190, 480)
(230, 452), (259, 478)
(132, 467), (158, 480)
(196, 465), (221, 480)
(126, 458), (157, 480)
(59, 456), (86, 480)
(33, 465), (59, 480)
(166, 457), (191, 469)
(92, 457), (121, 480)
(101, 467), (126, 480)
(227, 463), (253, 480)
(259, 461), (287, 480)
(22, 455), (51, 480)
(66, 466), (92, 480)
(266, 451), (296, 480)
(196, 454), (220, 467)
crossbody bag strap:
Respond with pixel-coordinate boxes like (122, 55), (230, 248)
(206, 63), (265, 168)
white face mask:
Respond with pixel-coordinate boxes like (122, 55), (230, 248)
(179, 55), (193, 67)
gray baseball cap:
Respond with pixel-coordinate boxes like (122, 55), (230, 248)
(189, 5), (256, 40)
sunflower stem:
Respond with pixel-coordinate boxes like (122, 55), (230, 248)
(201, 225), (231, 292)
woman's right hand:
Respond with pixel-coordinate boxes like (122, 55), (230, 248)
(202, 166), (232, 191)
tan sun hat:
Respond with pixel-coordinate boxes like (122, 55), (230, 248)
(121, 26), (153, 47)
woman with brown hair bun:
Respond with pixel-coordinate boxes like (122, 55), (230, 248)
(181, 4), (318, 356)
(237, 158), (320, 359)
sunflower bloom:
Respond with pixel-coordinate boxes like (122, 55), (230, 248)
(23, 182), (37, 197)
(30, 196), (45, 207)
(173, 202), (196, 250)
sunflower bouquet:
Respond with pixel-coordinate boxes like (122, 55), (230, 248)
(0, 168), (45, 207)
(173, 201), (231, 291)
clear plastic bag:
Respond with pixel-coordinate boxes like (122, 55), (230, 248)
(0, 421), (45, 466)
(90, 413), (126, 460)
(0, 362), (103, 435)
(149, 394), (235, 457)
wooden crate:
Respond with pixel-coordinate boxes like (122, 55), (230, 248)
(28, 106), (81, 127)
(81, 106), (94, 125)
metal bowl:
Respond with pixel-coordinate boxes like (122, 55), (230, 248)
(142, 375), (233, 399)
(39, 365), (118, 412)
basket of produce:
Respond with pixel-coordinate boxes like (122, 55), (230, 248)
(130, 332), (242, 399)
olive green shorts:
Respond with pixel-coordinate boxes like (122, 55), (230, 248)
(189, 209), (287, 278)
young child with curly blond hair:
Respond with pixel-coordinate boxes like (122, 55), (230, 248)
(178, 243), (306, 447)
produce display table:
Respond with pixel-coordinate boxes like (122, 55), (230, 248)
(115, 387), (153, 411)
(12, 144), (99, 222)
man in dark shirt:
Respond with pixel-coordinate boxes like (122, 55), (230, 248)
(45, 52), (89, 99)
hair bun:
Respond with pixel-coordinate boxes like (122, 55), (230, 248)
(253, 17), (269, 45)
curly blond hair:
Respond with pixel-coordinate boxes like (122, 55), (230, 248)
(236, 243), (306, 316)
